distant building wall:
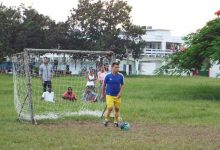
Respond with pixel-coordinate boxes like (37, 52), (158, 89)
(120, 28), (183, 75)
(209, 62), (220, 78)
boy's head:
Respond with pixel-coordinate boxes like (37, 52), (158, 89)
(111, 62), (120, 73)
(48, 88), (52, 93)
(100, 65), (105, 72)
(43, 57), (49, 64)
(67, 87), (72, 94)
(104, 63), (109, 71)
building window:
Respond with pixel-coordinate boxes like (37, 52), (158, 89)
(166, 42), (181, 51)
(146, 42), (161, 49)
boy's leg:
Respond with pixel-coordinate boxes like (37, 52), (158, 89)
(113, 97), (121, 125)
(43, 81), (47, 92)
(91, 92), (98, 102)
(84, 87), (90, 101)
(104, 95), (114, 126)
(98, 83), (101, 101)
(48, 81), (52, 89)
(114, 108), (120, 127)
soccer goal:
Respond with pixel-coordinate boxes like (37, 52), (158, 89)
(12, 48), (115, 124)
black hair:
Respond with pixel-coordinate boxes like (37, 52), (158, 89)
(111, 62), (119, 67)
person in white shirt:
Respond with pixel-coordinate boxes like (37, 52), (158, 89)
(97, 65), (107, 101)
(86, 69), (97, 89)
(41, 88), (55, 102)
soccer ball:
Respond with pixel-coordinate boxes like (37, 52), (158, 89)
(120, 122), (131, 131)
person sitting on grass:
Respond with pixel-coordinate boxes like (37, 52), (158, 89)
(62, 87), (77, 101)
(83, 86), (98, 102)
(41, 87), (55, 103)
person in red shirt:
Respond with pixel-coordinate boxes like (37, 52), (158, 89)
(62, 87), (77, 101)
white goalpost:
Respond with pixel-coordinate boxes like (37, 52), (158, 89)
(12, 48), (115, 124)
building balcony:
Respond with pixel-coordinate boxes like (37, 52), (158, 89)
(142, 49), (175, 57)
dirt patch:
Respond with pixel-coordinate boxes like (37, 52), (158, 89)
(39, 121), (220, 149)
(41, 121), (220, 139)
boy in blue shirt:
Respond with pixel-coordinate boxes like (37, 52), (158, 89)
(101, 62), (125, 127)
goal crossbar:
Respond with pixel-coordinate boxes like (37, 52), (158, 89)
(25, 48), (114, 56)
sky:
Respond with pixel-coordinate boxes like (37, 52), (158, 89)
(1, 0), (220, 36)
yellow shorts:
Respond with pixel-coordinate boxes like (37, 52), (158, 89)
(106, 95), (121, 109)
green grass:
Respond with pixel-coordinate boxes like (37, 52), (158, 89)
(1, 74), (220, 150)
(16, 75), (105, 117)
(123, 76), (220, 125)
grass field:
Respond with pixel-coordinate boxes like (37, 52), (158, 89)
(1, 74), (220, 149)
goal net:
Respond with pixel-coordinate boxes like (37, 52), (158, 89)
(12, 49), (115, 124)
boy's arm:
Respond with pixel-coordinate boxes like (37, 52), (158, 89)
(101, 74), (108, 99)
(101, 83), (106, 99)
(50, 64), (54, 78)
(97, 72), (100, 81)
(94, 74), (97, 81)
(117, 75), (125, 98)
(52, 92), (55, 101)
(74, 93), (77, 100)
(117, 84), (124, 98)
(39, 65), (42, 81)
(41, 92), (45, 100)
(87, 75), (90, 81)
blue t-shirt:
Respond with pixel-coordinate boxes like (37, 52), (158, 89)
(104, 72), (124, 96)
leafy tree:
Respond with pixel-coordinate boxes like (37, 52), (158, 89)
(0, 3), (21, 62)
(123, 24), (146, 60)
(68, 0), (103, 50)
(19, 6), (53, 49)
(44, 21), (69, 49)
(68, 0), (145, 59)
(158, 18), (220, 75)
(0, 0), (146, 63)
(0, 3), (69, 62)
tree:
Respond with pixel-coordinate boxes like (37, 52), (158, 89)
(0, 1), (146, 63)
(19, 6), (55, 49)
(68, 0), (104, 50)
(0, 3), (21, 62)
(157, 18), (220, 75)
(0, 3), (70, 62)
(68, 0), (145, 59)
(123, 24), (146, 60)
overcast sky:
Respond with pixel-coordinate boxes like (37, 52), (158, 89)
(1, 0), (220, 36)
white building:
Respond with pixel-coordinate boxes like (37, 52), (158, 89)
(209, 61), (220, 78)
(119, 27), (184, 75)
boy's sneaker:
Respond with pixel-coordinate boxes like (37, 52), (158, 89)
(114, 122), (119, 127)
(103, 121), (108, 127)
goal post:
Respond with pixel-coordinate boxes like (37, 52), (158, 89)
(12, 48), (115, 124)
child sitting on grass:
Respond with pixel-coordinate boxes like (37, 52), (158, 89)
(41, 87), (55, 103)
(62, 87), (77, 101)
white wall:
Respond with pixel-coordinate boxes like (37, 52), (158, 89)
(139, 61), (162, 75)
(139, 62), (156, 75)
(209, 62), (220, 78)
